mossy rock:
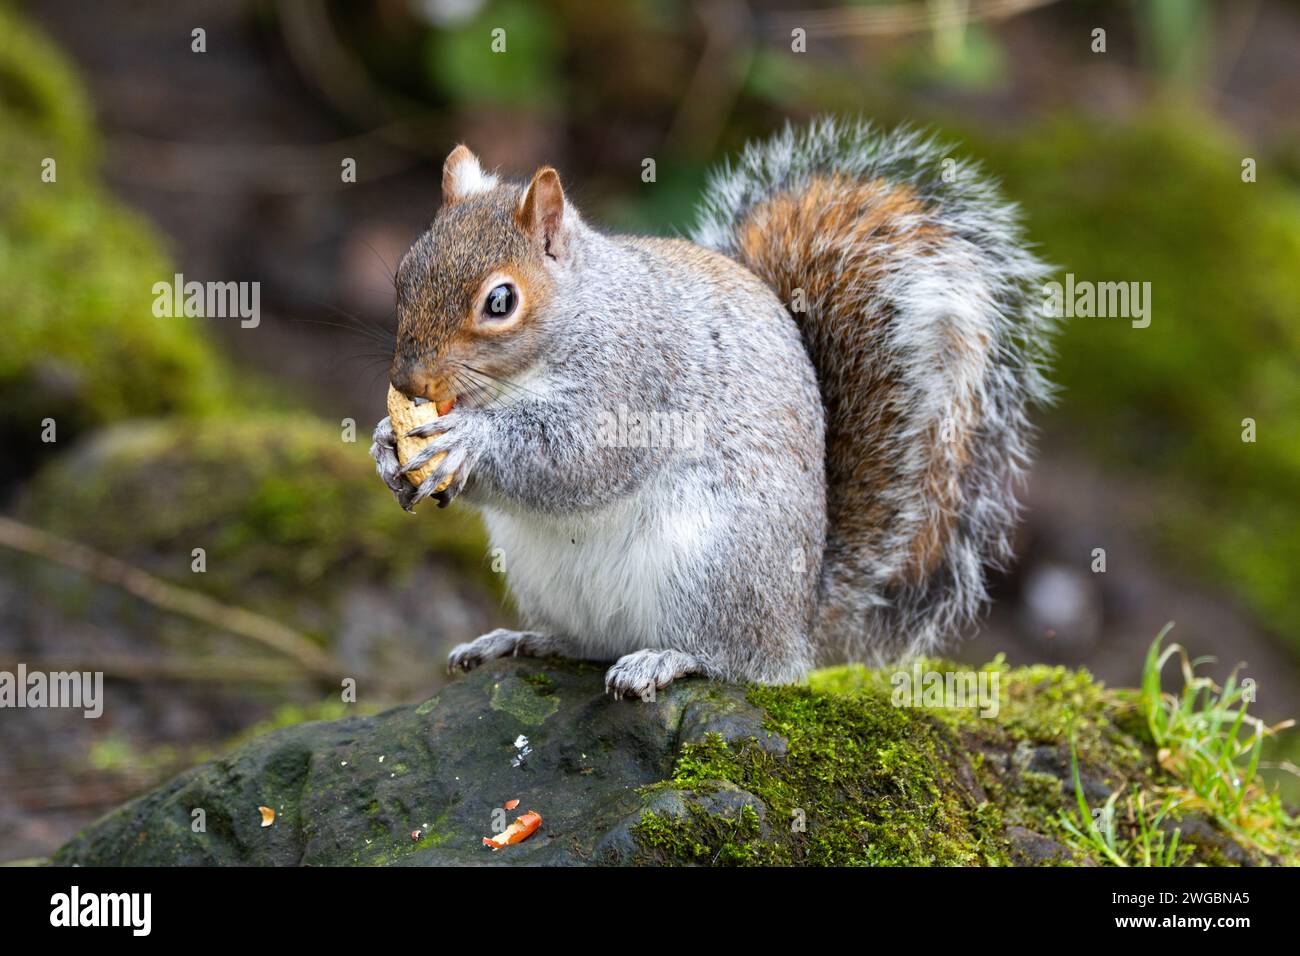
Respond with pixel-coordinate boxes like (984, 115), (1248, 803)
(50, 657), (1292, 866)
(0, 7), (232, 484)
(16, 415), (500, 680)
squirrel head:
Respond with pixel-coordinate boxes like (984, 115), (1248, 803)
(389, 144), (575, 407)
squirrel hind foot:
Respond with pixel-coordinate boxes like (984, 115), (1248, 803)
(604, 649), (705, 701)
(446, 628), (563, 675)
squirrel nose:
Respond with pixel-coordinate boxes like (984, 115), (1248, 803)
(389, 362), (438, 402)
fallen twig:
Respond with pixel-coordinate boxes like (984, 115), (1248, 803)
(0, 515), (344, 683)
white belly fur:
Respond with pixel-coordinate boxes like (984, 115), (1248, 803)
(480, 474), (717, 659)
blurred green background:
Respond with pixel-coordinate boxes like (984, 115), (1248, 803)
(1, 0), (1297, 859)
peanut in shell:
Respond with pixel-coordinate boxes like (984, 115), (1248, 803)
(386, 384), (455, 493)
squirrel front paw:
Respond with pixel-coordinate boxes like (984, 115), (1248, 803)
(396, 408), (485, 508)
(370, 415), (419, 511)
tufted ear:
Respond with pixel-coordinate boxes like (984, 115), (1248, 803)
(517, 166), (566, 258)
(442, 144), (497, 205)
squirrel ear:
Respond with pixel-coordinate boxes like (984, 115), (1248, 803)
(442, 144), (497, 205)
(518, 167), (566, 257)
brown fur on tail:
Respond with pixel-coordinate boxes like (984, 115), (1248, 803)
(692, 120), (1053, 662)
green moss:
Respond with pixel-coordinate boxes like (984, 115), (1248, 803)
(631, 657), (1297, 866)
(522, 671), (556, 695)
(0, 4), (93, 157)
(0, 7), (232, 463)
(810, 659), (1150, 863)
(489, 672), (561, 726)
(634, 679), (1011, 866)
(409, 811), (453, 851)
(809, 657), (1136, 757)
(636, 801), (765, 866)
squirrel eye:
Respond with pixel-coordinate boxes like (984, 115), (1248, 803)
(483, 283), (517, 319)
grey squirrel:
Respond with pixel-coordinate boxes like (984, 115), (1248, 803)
(370, 118), (1054, 699)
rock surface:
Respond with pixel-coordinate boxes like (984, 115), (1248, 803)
(56, 657), (743, 865)
(53, 655), (1281, 866)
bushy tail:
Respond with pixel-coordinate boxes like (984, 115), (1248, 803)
(691, 118), (1055, 664)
